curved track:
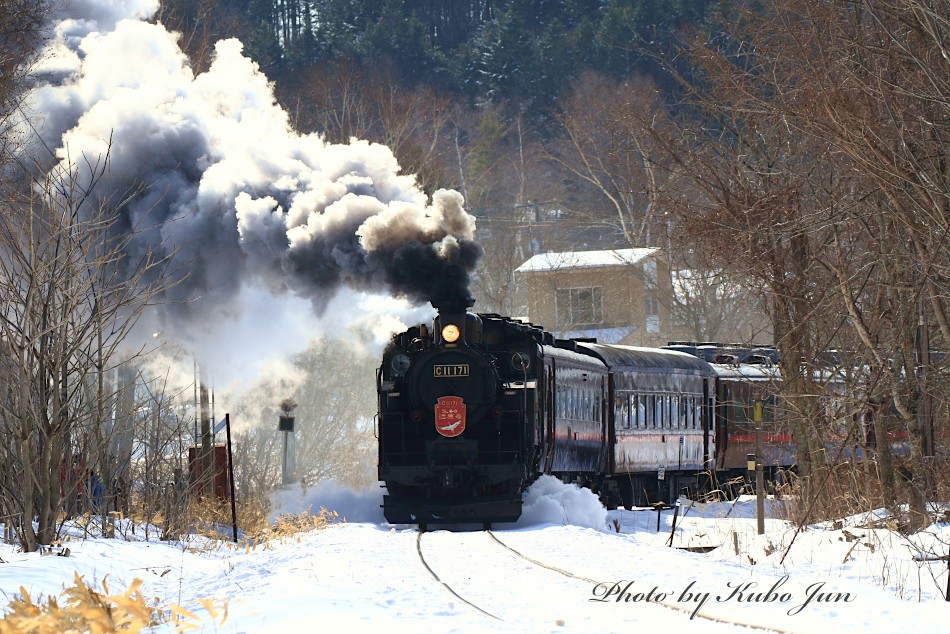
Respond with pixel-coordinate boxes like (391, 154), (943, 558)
(415, 532), (503, 622)
(486, 530), (802, 634)
(417, 529), (797, 632)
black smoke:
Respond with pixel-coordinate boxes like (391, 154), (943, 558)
(24, 8), (481, 349)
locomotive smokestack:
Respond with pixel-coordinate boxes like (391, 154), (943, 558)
(432, 295), (480, 345)
(431, 295), (475, 314)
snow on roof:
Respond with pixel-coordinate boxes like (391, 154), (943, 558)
(559, 326), (635, 344)
(515, 248), (659, 273)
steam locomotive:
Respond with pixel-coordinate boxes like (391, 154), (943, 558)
(376, 298), (790, 527)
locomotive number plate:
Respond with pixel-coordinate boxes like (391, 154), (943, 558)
(435, 396), (466, 437)
(433, 364), (469, 377)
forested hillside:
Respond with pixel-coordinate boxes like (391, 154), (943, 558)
(160, 1), (711, 107)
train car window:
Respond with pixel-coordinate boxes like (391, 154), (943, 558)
(636, 394), (645, 428)
(735, 397), (750, 424)
(655, 395), (664, 429)
(672, 395), (680, 429)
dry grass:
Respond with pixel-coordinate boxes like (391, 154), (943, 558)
(0, 494), (340, 631)
(265, 508), (340, 540)
(777, 457), (950, 532)
(0, 571), (226, 633)
(171, 495), (340, 548)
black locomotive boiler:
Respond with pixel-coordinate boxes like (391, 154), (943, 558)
(376, 298), (720, 527)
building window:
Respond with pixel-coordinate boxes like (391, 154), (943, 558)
(556, 287), (604, 327)
(643, 258), (658, 289)
(645, 293), (660, 333)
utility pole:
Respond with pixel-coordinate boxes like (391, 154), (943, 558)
(754, 400), (765, 535)
(278, 399), (298, 486)
(917, 313), (934, 456)
(200, 381), (212, 496)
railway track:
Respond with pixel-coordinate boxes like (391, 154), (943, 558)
(486, 530), (802, 634)
(416, 530), (812, 634)
(415, 529), (802, 632)
(415, 532), (503, 622)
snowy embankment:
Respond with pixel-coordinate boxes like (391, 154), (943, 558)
(1, 477), (948, 633)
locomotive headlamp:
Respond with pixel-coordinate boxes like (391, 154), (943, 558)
(441, 323), (460, 343)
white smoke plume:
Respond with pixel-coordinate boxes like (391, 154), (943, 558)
(514, 475), (609, 530)
(24, 2), (480, 376)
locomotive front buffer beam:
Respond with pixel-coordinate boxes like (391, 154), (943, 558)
(382, 493), (523, 525)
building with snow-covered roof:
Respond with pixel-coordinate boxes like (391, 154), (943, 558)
(514, 247), (675, 346)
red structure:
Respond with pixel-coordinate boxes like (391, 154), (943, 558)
(188, 445), (229, 500)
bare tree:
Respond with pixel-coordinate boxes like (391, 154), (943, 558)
(0, 0), (53, 170)
(285, 61), (460, 195)
(651, 0), (948, 528)
(0, 152), (173, 550)
(548, 71), (672, 247)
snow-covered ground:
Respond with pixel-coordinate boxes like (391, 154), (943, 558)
(1, 477), (948, 633)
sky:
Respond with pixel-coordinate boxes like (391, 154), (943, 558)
(1, 480), (948, 633)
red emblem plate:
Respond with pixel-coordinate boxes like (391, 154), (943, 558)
(435, 396), (466, 437)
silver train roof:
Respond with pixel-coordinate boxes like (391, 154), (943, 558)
(576, 342), (717, 374)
